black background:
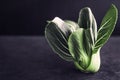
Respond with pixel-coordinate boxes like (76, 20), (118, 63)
(0, 0), (120, 36)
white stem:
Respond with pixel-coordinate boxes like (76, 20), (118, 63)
(74, 49), (101, 73)
(86, 49), (100, 72)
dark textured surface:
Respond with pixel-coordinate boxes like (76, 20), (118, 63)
(0, 36), (120, 80)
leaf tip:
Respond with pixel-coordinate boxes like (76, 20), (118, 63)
(111, 4), (118, 13)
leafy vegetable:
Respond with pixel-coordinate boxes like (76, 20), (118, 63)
(45, 4), (118, 73)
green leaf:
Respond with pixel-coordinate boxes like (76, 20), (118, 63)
(95, 4), (118, 49)
(45, 17), (74, 61)
(78, 7), (97, 45)
(64, 20), (79, 32)
(68, 28), (90, 68)
(84, 29), (92, 56)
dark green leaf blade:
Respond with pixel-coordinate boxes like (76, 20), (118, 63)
(95, 4), (118, 49)
(45, 17), (74, 61)
(78, 7), (97, 45)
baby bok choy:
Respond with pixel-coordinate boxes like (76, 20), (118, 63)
(45, 4), (118, 73)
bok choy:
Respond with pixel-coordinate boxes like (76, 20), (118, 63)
(45, 4), (118, 73)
